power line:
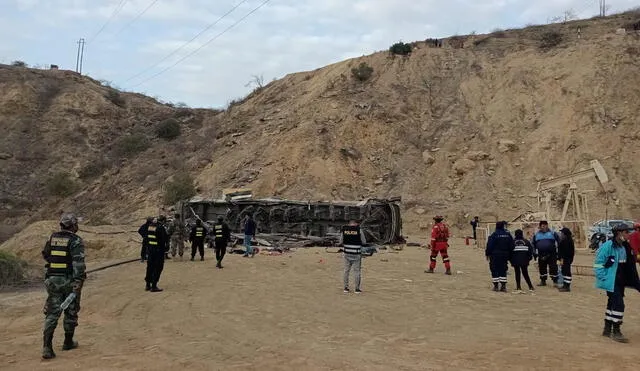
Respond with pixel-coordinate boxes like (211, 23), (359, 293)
(123, 0), (249, 83)
(87, 0), (128, 44)
(129, 0), (270, 88)
(113, 0), (160, 37)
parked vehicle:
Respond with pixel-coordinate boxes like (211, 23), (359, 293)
(588, 219), (634, 252)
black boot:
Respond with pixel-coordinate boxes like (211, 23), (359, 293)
(611, 322), (629, 343)
(492, 282), (499, 292)
(558, 283), (571, 292)
(537, 279), (547, 287)
(500, 282), (507, 292)
(62, 332), (78, 350)
(150, 284), (163, 292)
(145, 282), (151, 291)
(602, 320), (612, 337)
(42, 332), (56, 359)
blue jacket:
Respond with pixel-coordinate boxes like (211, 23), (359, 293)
(486, 228), (513, 258)
(531, 230), (559, 254)
(593, 240), (640, 293)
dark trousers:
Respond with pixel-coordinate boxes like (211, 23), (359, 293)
(513, 265), (533, 289)
(538, 251), (558, 282)
(214, 240), (227, 262)
(489, 256), (508, 284)
(191, 240), (205, 259)
(472, 227), (477, 240)
(605, 286), (625, 323)
(145, 252), (165, 285)
(561, 260), (573, 286)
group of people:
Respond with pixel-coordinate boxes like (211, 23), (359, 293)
(37, 211), (640, 360)
(485, 220), (576, 293)
(137, 214), (235, 292)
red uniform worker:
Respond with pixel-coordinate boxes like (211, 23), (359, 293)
(425, 215), (452, 275)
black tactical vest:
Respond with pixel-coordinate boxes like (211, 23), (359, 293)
(194, 226), (205, 240)
(46, 231), (74, 276)
(214, 224), (224, 240)
(147, 224), (159, 249)
(342, 225), (363, 254)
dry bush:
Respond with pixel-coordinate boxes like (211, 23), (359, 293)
(0, 250), (28, 287)
(155, 118), (181, 140)
(351, 62), (374, 82)
(163, 173), (196, 205)
(114, 134), (150, 157)
(539, 31), (564, 49)
(46, 172), (79, 197)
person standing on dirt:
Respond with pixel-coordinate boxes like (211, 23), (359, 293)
(242, 214), (257, 258)
(425, 215), (452, 275)
(510, 229), (535, 292)
(213, 217), (231, 268)
(557, 227), (575, 292)
(41, 213), (86, 359)
(341, 219), (366, 293)
(168, 213), (186, 259)
(593, 223), (640, 343)
(145, 217), (168, 292)
(486, 221), (513, 292)
(470, 216), (479, 240)
(138, 216), (153, 263)
(531, 221), (560, 286)
(189, 219), (206, 261)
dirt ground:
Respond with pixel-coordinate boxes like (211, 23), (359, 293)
(0, 238), (639, 371)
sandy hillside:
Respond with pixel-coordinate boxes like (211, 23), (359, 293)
(2, 12), (640, 245)
(0, 239), (638, 371)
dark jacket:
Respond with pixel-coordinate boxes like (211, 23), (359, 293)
(138, 221), (151, 246)
(486, 227), (513, 259)
(557, 229), (575, 264)
(243, 218), (257, 236)
(146, 222), (168, 256)
(617, 242), (640, 290)
(511, 238), (534, 266)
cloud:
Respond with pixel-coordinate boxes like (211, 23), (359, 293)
(3, 0), (640, 107)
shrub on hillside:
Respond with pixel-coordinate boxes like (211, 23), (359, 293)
(114, 134), (150, 157)
(539, 31), (563, 49)
(11, 60), (27, 67)
(106, 89), (126, 108)
(79, 159), (110, 179)
(389, 41), (412, 56)
(351, 62), (374, 82)
(163, 173), (196, 205)
(46, 172), (79, 197)
(155, 118), (181, 140)
(0, 251), (28, 287)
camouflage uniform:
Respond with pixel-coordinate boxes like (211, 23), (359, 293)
(168, 215), (186, 257)
(41, 213), (86, 359)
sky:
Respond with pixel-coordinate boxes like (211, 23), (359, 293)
(1, 0), (638, 108)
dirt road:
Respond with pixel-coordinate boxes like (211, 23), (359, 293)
(1, 240), (638, 370)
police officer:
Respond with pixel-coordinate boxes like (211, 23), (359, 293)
(531, 220), (560, 286)
(190, 219), (206, 261)
(486, 221), (513, 292)
(41, 213), (86, 359)
(144, 217), (168, 292)
(213, 217), (231, 268)
(137, 216), (153, 262)
(341, 219), (366, 293)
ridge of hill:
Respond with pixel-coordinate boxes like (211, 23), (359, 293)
(2, 11), (640, 252)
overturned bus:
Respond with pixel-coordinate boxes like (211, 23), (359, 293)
(175, 192), (403, 245)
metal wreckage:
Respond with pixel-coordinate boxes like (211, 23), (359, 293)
(174, 189), (404, 252)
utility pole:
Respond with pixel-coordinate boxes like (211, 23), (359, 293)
(599, 0), (607, 17)
(75, 38), (85, 74)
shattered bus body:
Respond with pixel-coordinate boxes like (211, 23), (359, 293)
(177, 195), (403, 245)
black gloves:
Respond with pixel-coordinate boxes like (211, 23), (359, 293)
(603, 255), (615, 268)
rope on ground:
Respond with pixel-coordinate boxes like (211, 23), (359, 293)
(78, 229), (139, 235)
(87, 258), (141, 274)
